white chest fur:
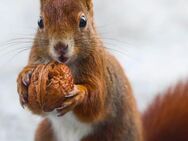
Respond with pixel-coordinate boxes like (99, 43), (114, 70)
(48, 112), (92, 141)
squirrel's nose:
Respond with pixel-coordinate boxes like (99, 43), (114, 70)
(54, 42), (68, 55)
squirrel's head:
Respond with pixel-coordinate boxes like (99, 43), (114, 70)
(31, 0), (97, 64)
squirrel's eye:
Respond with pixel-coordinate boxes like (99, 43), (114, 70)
(38, 17), (44, 29)
(79, 16), (87, 28)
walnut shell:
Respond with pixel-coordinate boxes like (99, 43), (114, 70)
(27, 62), (74, 114)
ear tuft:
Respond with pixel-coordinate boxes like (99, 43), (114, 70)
(40, 0), (44, 10)
(82, 0), (93, 11)
(40, 0), (47, 10)
(87, 0), (93, 10)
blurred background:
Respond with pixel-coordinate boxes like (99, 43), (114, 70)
(0, 0), (188, 140)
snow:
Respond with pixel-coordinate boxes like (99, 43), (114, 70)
(0, 0), (188, 140)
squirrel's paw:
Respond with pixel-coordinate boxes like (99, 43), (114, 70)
(17, 67), (34, 108)
(56, 85), (87, 117)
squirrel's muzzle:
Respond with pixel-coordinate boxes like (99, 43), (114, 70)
(54, 42), (69, 56)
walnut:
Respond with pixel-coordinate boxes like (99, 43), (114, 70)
(27, 62), (74, 114)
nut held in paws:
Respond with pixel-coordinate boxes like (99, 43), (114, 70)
(27, 62), (74, 114)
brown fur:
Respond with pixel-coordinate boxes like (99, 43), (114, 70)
(17, 0), (143, 141)
(143, 82), (188, 141)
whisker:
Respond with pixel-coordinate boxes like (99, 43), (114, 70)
(86, 37), (129, 52)
(0, 36), (49, 52)
(0, 42), (32, 52)
(103, 47), (128, 56)
(91, 35), (132, 47)
(0, 48), (30, 68)
(6, 48), (30, 63)
(75, 37), (130, 57)
(0, 46), (30, 58)
(0, 38), (33, 51)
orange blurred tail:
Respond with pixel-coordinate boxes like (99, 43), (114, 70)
(142, 82), (188, 141)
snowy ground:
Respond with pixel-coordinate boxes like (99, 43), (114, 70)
(0, 0), (188, 141)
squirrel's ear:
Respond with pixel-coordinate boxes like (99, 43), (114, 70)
(40, 0), (43, 9)
(81, 0), (93, 11)
(40, 0), (44, 5)
(40, 0), (46, 10)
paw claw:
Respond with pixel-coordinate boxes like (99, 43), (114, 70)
(23, 92), (28, 101)
(64, 93), (78, 98)
(64, 86), (79, 98)
(22, 71), (32, 87)
(20, 93), (28, 107)
(55, 85), (87, 117)
(21, 103), (26, 109)
(56, 105), (65, 111)
(56, 101), (74, 117)
(17, 68), (34, 108)
(57, 112), (66, 117)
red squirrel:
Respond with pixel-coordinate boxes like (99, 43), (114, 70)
(16, 0), (188, 141)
